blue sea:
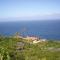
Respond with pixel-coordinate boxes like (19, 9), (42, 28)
(0, 20), (60, 40)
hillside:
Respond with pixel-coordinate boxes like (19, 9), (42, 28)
(0, 35), (60, 60)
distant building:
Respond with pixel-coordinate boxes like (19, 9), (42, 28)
(33, 39), (46, 44)
(24, 36), (39, 41)
(33, 40), (41, 44)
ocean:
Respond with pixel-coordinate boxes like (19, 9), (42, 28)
(0, 20), (60, 40)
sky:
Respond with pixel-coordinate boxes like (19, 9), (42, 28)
(0, 0), (60, 21)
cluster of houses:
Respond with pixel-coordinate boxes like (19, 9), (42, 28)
(24, 36), (46, 44)
(14, 34), (46, 44)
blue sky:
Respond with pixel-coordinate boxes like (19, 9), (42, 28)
(0, 0), (60, 21)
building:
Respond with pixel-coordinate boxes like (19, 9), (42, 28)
(24, 36), (39, 41)
(33, 40), (41, 44)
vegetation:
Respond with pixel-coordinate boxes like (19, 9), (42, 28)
(0, 34), (60, 60)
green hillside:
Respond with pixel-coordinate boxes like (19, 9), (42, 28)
(0, 35), (60, 60)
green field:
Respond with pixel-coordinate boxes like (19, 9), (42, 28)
(0, 35), (60, 60)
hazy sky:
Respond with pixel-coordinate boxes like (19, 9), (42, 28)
(0, 0), (60, 21)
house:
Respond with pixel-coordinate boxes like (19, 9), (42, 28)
(33, 39), (47, 44)
(33, 40), (41, 44)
